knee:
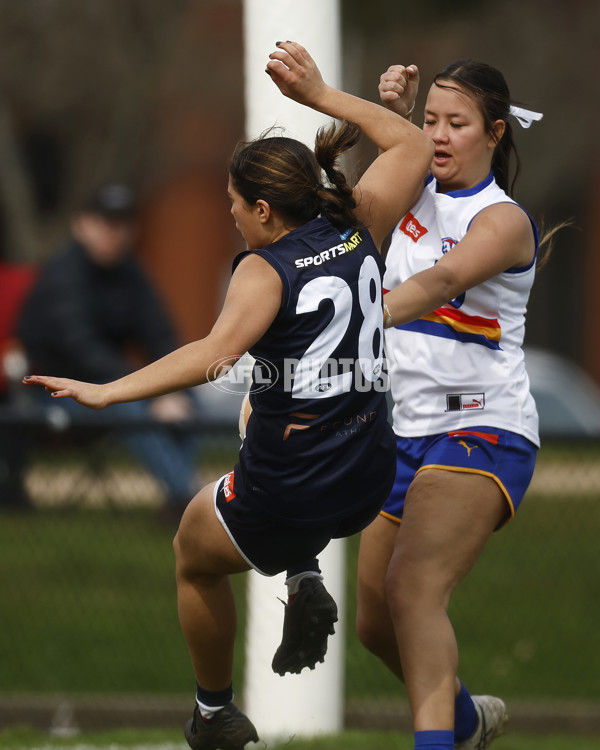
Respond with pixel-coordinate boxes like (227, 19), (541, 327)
(384, 567), (413, 622)
(356, 594), (392, 656)
(173, 527), (183, 563)
(173, 512), (198, 579)
(173, 528), (187, 582)
(173, 501), (225, 589)
(356, 611), (383, 655)
(385, 560), (454, 622)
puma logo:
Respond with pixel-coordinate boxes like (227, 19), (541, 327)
(458, 439), (478, 457)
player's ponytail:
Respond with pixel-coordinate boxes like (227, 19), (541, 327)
(228, 122), (363, 235)
(313, 120), (362, 231)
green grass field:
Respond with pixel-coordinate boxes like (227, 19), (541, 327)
(2, 727), (600, 750)
(346, 487), (600, 701)
(1, 485), (599, 700)
(0, 445), (599, 741)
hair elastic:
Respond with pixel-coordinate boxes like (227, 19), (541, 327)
(509, 105), (543, 128)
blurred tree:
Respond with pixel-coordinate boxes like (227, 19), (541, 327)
(0, 0), (241, 262)
(0, 0), (181, 258)
(0, 0), (597, 362)
(0, 0), (244, 345)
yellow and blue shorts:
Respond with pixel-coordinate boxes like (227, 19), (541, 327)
(381, 427), (538, 527)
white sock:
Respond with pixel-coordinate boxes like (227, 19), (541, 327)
(285, 570), (323, 597)
(196, 696), (230, 721)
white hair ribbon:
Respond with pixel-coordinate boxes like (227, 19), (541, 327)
(509, 105), (544, 128)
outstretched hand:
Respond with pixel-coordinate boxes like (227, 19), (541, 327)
(379, 64), (420, 118)
(265, 41), (328, 109)
(23, 375), (108, 410)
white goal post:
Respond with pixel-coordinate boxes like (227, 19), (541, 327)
(241, 0), (345, 742)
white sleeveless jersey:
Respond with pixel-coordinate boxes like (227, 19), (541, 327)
(383, 172), (540, 446)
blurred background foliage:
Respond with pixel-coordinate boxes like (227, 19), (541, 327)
(0, 0), (598, 362)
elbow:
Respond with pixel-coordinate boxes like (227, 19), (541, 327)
(421, 130), (435, 155)
(426, 139), (435, 164)
(421, 137), (435, 172)
(411, 141), (435, 183)
(411, 128), (434, 163)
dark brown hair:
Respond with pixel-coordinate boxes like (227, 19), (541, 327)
(229, 120), (362, 233)
(433, 58), (519, 196)
(433, 59), (567, 269)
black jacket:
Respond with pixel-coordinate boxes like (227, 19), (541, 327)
(18, 240), (179, 383)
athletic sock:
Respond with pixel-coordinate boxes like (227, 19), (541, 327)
(454, 682), (478, 742)
(284, 560), (322, 597)
(195, 682), (233, 721)
(413, 729), (454, 750)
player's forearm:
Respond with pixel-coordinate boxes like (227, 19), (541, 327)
(384, 267), (460, 328)
(102, 340), (236, 406)
(313, 84), (429, 155)
(269, 42), (431, 159)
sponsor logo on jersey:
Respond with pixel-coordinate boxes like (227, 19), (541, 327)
(223, 471), (236, 502)
(283, 412), (319, 441)
(399, 212), (428, 242)
(446, 393), (485, 412)
(457, 439), (478, 457)
(282, 409), (380, 441)
(294, 230), (363, 269)
(320, 410), (379, 437)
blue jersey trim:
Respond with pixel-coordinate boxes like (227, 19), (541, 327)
(435, 171), (494, 198)
(505, 209), (540, 273)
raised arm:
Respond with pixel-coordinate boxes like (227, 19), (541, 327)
(23, 255), (283, 409)
(378, 63), (420, 120)
(266, 42), (434, 249)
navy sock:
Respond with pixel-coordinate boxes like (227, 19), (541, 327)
(454, 683), (478, 742)
(414, 729), (454, 749)
(286, 559), (321, 578)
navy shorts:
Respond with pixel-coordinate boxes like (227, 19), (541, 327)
(381, 427), (538, 527)
(213, 466), (392, 576)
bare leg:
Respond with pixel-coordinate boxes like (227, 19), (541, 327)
(386, 468), (506, 731)
(356, 514), (404, 679)
(173, 481), (250, 691)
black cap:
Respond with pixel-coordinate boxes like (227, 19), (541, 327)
(82, 184), (137, 220)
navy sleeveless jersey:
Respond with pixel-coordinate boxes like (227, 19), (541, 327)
(233, 217), (395, 526)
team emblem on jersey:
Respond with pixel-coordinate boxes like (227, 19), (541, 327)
(441, 237), (458, 254)
(399, 212), (428, 242)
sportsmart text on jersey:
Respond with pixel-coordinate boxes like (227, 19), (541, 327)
(294, 230), (363, 269)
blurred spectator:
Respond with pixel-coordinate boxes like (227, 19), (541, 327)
(17, 184), (200, 520)
(0, 261), (38, 509)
